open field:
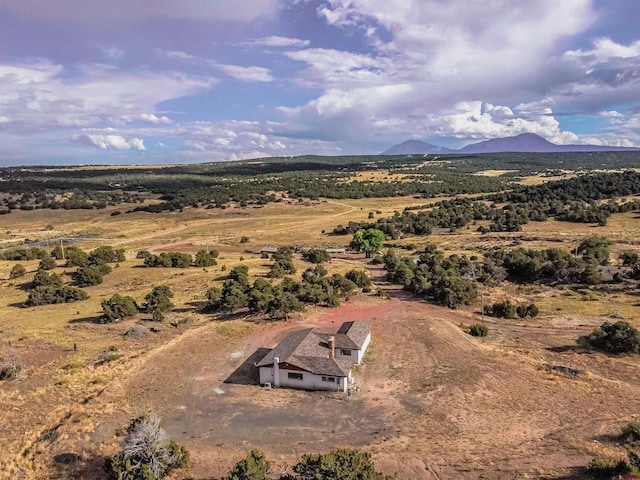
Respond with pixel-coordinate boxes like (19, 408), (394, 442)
(1, 188), (640, 479)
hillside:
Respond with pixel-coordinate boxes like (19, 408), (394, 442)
(382, 133), (640, 154)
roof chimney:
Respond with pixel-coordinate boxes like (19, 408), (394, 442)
(328, 336), (335, 359)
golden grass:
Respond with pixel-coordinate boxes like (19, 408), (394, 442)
(3, 188), (640, 478)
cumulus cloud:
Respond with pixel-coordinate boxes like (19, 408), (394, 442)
(71, 134), (146, 151)
(271, 0), (618, 148)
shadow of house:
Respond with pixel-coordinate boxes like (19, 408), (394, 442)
(224, 347), (272, 385)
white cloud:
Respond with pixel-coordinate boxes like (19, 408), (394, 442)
(99, 46), (124, 60)
(71, 134), (146, 151)
(251, 36), (310, 48)
(566, 37), (640, 61)
(138, 113), (172, 124)
(0, 60), (215, 134)
(217, 64), (273, 82)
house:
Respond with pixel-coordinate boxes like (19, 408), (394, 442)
(324, 247), (346, 254)
(260, 246), (279, 254)
(256, 321), (371, 392)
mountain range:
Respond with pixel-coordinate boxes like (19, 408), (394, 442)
(381, 133), (640, 155)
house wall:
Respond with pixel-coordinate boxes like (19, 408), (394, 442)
(337, 348), (357, 363)
(259, 366), (274, 386)
(259, 366), (347, 391)
(356, 332), (371, 364)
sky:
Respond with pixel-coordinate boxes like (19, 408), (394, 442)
(1, 0), (640, 165)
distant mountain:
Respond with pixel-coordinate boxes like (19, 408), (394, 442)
(382, 133), (640, 155)
(381, 139), (455, 155)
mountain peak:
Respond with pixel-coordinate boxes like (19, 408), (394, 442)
(381, 140), (455, 155)
(382, 133), (639, 155)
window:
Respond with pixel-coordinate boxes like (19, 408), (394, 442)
(340, 349), (351, 356)
(321, 376), (336, 383)
(287, 372), (303, 380)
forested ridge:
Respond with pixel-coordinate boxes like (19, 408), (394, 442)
(1, 151), (639, 214)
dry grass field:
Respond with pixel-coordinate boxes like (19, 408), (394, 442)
(1, 190), (640, 479)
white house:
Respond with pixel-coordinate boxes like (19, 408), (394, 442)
(256, 321), (371, 392)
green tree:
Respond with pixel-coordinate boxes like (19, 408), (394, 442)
(74, 266), (105, 287)
(101, 294), (139, 324)
(290, 448), (393, 480)
(345, 269), (372, 289)
(143, 286), (175, 320)
(267, 291), (304, 320)
(194, 250), (217, 267)
(38, 255), (57, 270)
(206, 286), (222, 310)
(220, 280), (249, 313)
(302, 249), (331, 264)
(9, 264), (26, 279)
(227, 450), (270, 480)
(64, 247), (89, 267)
(350, 228), (385, 258)
(32, 269), (64, 288)
(578, 235), (611, 265)
(586, 321), (640, 354)
(468, 324), (489, 337)
(89, 246), (125, 265)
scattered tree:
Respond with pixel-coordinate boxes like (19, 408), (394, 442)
(468, 324), (489, 337)
(143, 286), (175, 321)
(226, 450), (270, 480)
(38, 255), (57, 270)
(350, 228), (385, 258)
(302, 249), (331, 264)
(289, 448), (393, 480)
(101, 294), (139, 324)
(586, 321), (640, 354)
(578, 235), (611, 265)
(9, 264), (26, 279)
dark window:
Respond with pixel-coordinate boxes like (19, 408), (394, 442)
(322, 376), (336, 383)
(340, 349), (351, 356)
(287, 372), (303, 380)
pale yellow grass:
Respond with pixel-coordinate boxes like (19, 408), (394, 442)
(474, 169), (517, 177)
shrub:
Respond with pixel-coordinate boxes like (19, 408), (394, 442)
(194, 250), (217, 267)
(622, 422), (640, 443)
(291, 448), (393, 480)
(74, 266), (106, 287)
(302, 249), (332, 264)
(0, 350), (21, 381)
(485, 300), (516, 319)
(101, 294), (139, 323)
(227, 449), (270, 480)
(585, 458), (632, 479)
(38, 255), (57, 270)
(88, 246), (125, 265)
(106, 416), (189, 480)
(586, 321), (640, 354)
(468, 324), (489, 337)
(9, 264), (26, 279)
(240, 236), (250, 243)
(144, 285), (175, 320)
(345, 269), (372, 289)
(26, 285), (89, 306)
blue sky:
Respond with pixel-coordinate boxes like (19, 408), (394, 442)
(1, 0), (639, 165)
